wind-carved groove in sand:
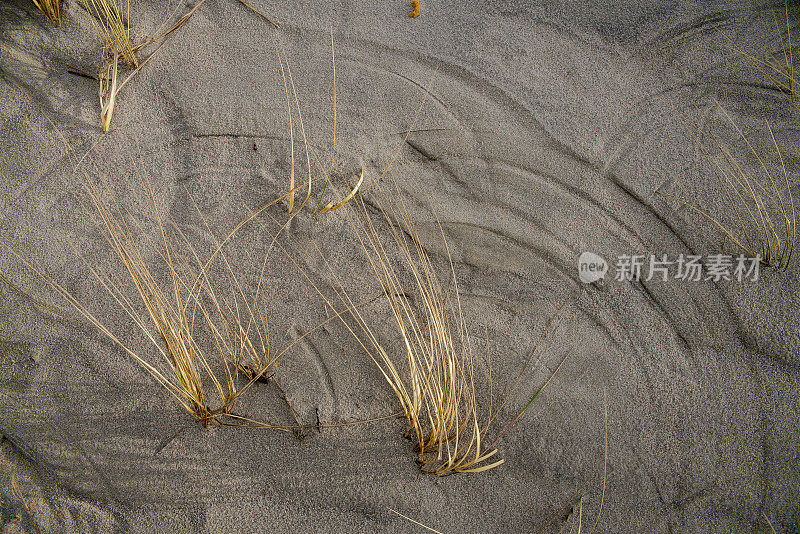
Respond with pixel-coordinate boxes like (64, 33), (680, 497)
(288, 324), (337, 428)
(391, 138), (577, 278)
(399, 139), (644, 279)
(598, 108), (785, 352)
(634, 278), (692, 353)
(363, 39), (704, 267)
(404, 139), (438, 161)
(436, 219), (574, 282)
(632, 11), (729, 56)
(418, 160), (724, 358)
(403, 118), (738, 351)
(191, 133), (292, 141)
(596, 98), (711, 258)
(0, 434), (126, 531)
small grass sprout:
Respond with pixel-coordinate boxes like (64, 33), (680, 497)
(269, 33), (432, 217)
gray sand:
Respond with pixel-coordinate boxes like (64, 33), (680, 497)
(1, 0), (799, 532)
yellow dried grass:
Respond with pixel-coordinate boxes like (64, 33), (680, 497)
(660, 100), (796, 270)
(0, 136), (298, 429)
(31, 0), (60, 25)
(722, 1), (797, 112)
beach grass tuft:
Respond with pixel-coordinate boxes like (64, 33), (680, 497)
(84, 0), (138, 68)
(723, 1), (798, 112)
(347, 186), (503, 474)
(660, 100), (796, 270)
(0, 140), (298, 429)
(31, 0), (60, 26)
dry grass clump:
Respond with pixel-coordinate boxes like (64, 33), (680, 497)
(31, 0), (60, 26)
(72, 171), (259, 425)
(84, 0), (137, 68)
(348, 188), (502, 474)
(660, 100), (796, 270)
(78, 0), (278, 132)
(0, 150), (295, 429)
(270, 171), (503, 475)
(334, 178), (578, 475)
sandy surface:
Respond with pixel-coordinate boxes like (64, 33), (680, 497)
(1, 0), (799, 532)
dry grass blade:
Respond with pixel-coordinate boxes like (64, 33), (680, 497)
(768, 1), (797, 106)
(236, 0), (279, 28)
(271, 37), (317, 215)
(659, 99), (796, 270)
(555, 499), (582, 534)
(721, 2), (798, 112)
(31, 0), (60, 25)
(84, 0), (138, 68)
(10, 475), (33, 518)
(389, 509), (442, 533)
(319, 168), (363, 213)
(99, 52), (119, 132)
(763, 510), (778, 534)
(483, 291), (574, 452)
(588, 389), (608, 534)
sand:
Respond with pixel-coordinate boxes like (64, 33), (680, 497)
(1, 0), (798, 532)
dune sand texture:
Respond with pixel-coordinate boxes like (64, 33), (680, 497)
(1, 1), (798, 532)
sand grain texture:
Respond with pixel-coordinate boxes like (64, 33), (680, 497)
(1, 0), (798, 532)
